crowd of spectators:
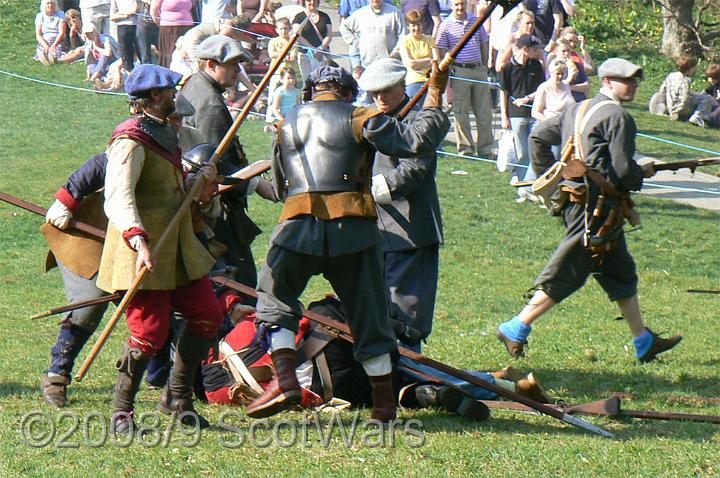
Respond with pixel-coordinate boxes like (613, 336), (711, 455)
(33, 0), (719, 191)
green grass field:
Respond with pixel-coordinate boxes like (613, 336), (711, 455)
(1, 2), (720, 477)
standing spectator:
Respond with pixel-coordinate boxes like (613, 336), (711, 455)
(151, 0), (195, 67)
(80, 0), (111, 35)
(293, 0), (333, 79)
(36, 0), (67, 65)
(435, 0), (493, 157)
(237, 0), (268, 22)
(61, 0), (81, 10)
(499, 34), (544, 199)
(340, 0), (404, 70)
(548, 39), (588, 101)
(269, 67), (300, 122)
(531, 58), (574, 121)
(399, 10), (438, 101)
(559, 26), (592, 73)
(522, 0), (563, 51)
(400, 0), (441, 37)
(169, 35), (193, 76)
(111, 0), (139, 72)
(201, 0), (230, 23)
(266, 17), (298, 120)
(494, 9), (537, 72)
(60, 8), (87, 62)
(136, 0), (159, 63)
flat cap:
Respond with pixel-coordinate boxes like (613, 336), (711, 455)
(125, 64), (182, 99)
(196, 34), (252, 63)
(357, 58), (407, 92)
(598, 57), (644, 80)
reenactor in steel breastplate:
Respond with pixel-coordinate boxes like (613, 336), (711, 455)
(246, 64), (450, 422)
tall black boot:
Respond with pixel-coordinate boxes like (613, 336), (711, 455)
(157, 330), (213, 428)
(111, 344), (152, 435)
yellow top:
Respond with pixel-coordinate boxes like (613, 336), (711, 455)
(400, 34), (435, 85)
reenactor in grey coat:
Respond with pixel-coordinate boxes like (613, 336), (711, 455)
(496, 58), (682, 363)
(359, 58), (444, 351)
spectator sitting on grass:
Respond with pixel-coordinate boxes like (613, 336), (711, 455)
(649, 54), (716, 128)
(58, 8), (86, 63)
(704, 63), (720, 127)
(35, 0), (67, 65)
(83, 23), (118, 83)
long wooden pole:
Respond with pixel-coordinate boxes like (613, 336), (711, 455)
(74, 25), (306, 382)
(210, 276), (614, 438)
(397, 0), (522, 119)
(30, 293), (121, 320)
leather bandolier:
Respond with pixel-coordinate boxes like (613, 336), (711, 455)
(555, 100), (641, 259)
(274, 100), (380, 222)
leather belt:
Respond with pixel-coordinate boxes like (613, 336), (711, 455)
(454, 61), (483, 68)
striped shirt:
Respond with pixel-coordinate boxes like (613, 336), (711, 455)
(435, 14), (488, 64)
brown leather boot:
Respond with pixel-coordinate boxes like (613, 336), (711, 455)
(489, 366), (519, 381)
(246, 348), (301, 419)
(157, 331), (213, 428)
(41, 374), (69, 408)
(638, 329), (683, 363)
(515, 373), (551, 404)
(369, 374), (397, 422)
(111, 345), (151, 435)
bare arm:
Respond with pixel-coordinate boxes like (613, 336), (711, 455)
(150, 0), (161, 24)
(36, 20), (49, 50)
(531, 85), (547, 121)
(251, 0), (268, 23)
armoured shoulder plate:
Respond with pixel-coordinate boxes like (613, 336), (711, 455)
(138, 115), (179, 154)
(278, 101), (372, 197)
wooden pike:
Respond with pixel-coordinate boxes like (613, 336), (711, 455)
(73, 19), (309, 382)
(210, 276), (614, 438)
(30, 293), (122, 320)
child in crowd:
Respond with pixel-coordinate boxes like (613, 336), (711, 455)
(650, 55), (716, 128)
(265, 17), (298, 121)
(559, 26), (592, 73)
(269, 67), (300, 122)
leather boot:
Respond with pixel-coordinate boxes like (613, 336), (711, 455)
(369, 374), (397, 422)
(638, 329), (683, 363)
(157, 330), (213, 428)
(515, 373), (551, 404)
(413, 384), (490, 421)
(111, 345), (151, 436)
(41, 374), (70, 408)
(246, 348), (301, 419)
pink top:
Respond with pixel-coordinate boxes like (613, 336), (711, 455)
(156, 0), (194, 26)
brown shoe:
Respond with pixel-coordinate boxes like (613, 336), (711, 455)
(496, 328), (526, 359)
(638, 330), (683, 363)
(246, 348), (301, 419)
(41, 374), (69, 408)
(369, 374), (397, 422)
(516, 373), (551, 404)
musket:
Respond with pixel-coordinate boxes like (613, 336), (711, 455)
(74, 19), (309, 382)
(30, 293), (122, 320)
(0, 191), (106, 239)
(214, 159), (273, 196)
(210, 276), (614, 438)
(397, 0), (522, 119)
(687, 289), (720, 295)
(481, 396), (720, 424)
(653, 156), (720, 173)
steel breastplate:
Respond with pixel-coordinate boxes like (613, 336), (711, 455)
(138, 115), (178, 154)
(279, 101), (371, 197)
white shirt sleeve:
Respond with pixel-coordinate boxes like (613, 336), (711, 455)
(104, 138), (146, 233)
